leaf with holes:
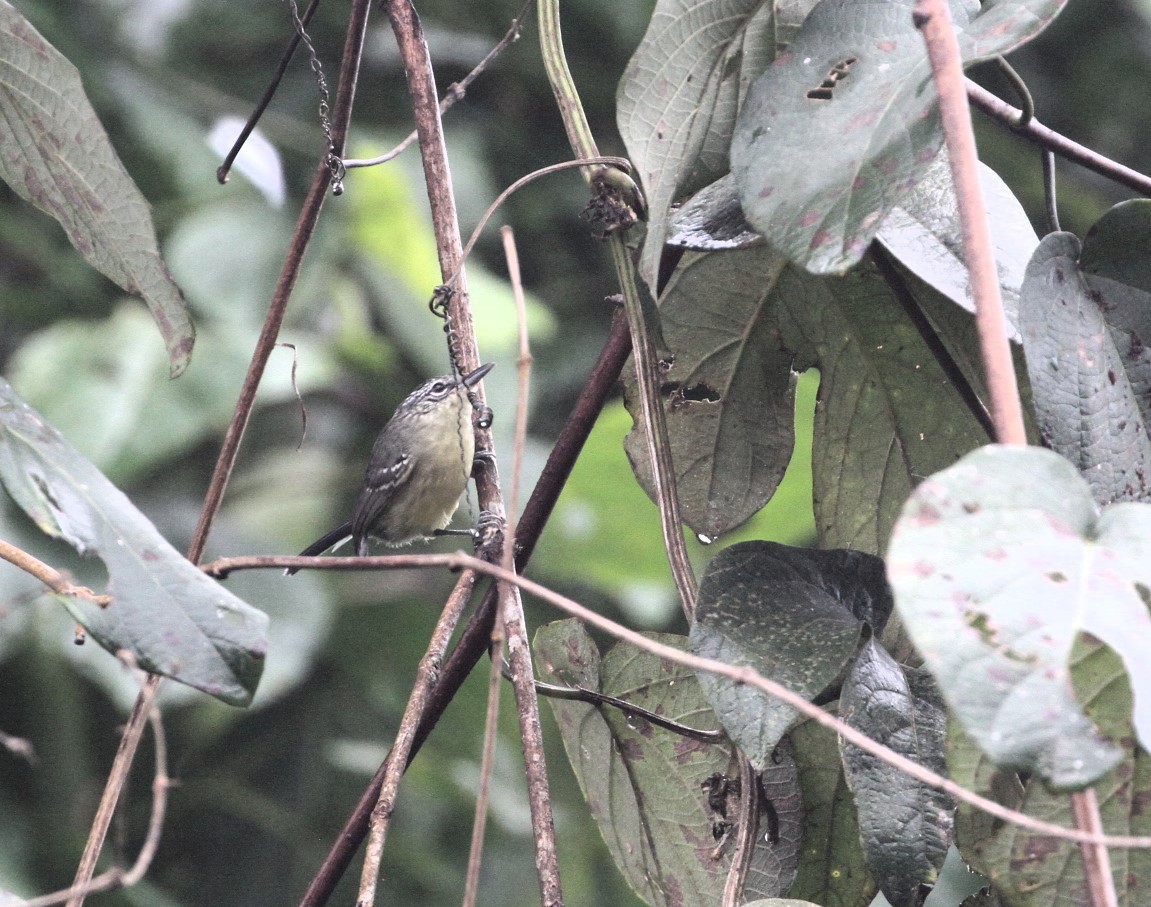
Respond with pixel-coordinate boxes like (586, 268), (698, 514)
(625, 246), (992, 550)
(0, 3), (193, 375)
(0, 379), (266, 705)
(731, 0), (1066, 274)
(1019, 232), (1151, 506)
(689, 541), (891, 768)
(887, 444), (1151, 788)
(840, 637), (953, 907)
(533, 619), (803, 907)
(618, 0), (776, 290)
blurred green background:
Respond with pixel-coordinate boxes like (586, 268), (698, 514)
(0, 0), (1147, 904)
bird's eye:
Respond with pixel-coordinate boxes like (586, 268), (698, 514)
(431, 382), (447, 394)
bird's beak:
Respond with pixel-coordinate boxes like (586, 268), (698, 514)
(462, 362), (495, 387)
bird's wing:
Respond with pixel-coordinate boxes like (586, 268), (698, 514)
(351, 449), (414, 554)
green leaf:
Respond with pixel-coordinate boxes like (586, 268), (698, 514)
(534, 619), (803, 907)
(627, 246), (991, 551)
(887, 444), (1151, 787)
(0, 2), (194, 376)
(876, 154), (1037, 338)
(951, 640), (1150, 906)
(0, 379), (266, 705)
(788, 716), (877, 907)
(731, 0), (1066, 274)
(1019, 232), (1151, 505)
(617, 0), (776, 289)
(689, 541), (890, 768)
(1079, 199), (1151, 449)
(840, 638), (953, 907)
(623, 247), (798, 539)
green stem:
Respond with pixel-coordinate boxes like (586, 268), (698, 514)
(537, 0), (698, 615)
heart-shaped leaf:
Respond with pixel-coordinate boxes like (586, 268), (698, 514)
(689, 541), (891, 768)
(887, 444), (1151, 788)
(618, 0), (776, 289)
(0, 379), (266, 705)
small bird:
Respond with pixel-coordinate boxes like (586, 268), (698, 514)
(287, 362), (494, 574)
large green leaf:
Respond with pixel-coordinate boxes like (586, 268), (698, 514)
(731, 0), (1066, 274)
(951, 639), (1149, 906)
(534, 619), (802, 907)
(617, 0), (776, 290)
(1019, 232), (1151, 505)
(0, 2), (193, 376)
(887, 444), (1151, 787)
(0, 379), (266, 705)
(840, 638), (953, 907)
(626, 246), (991, 550)
(689, 541), (890, 768)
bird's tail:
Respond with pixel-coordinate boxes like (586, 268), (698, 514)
(285, 521), (354, 575)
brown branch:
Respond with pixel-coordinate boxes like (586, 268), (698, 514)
(0, 539), (111, 607)
(344, 0), (534, 169)
(1073, 787), (1120, 907)
(966, 79), (1151, 197)
(915, 0), (1025, 447)
(202, 549), (1151, 852)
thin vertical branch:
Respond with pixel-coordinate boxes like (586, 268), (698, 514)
(382, 3), (563, 905)
(356, 573), (478, 907)
(915, 3), (1113, 905)
(914, 0), (1025, 446)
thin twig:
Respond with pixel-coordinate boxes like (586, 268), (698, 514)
(62, 669), (162, 907)
(916, 0), (1026, 446)
(721, 756), (758, 907)
(292, 312), (631, 907)
(1073, 787), (1120, 907)
(356, 573), (478, 907)
(0, 539), (111, 607)
(461, 226), (533, 907)
(200, 549), (1151, 852)
(446, 157), (633, 287)
(218, 0), (323, 183)
(345, 0), (534, 169)
(966, 79), (1151, 197)
(536, 0), (698, 618)
(25, 671), (169, 907)
(191, 0), (371, 562)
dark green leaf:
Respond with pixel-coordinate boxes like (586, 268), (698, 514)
(840, 638), (953, 907)
(623, 247), (798, 539)
(731, 0), (1066, 274)
(0, 379), (266, 705)
(1019, 232), (1151, 505)
(788, 716), (877, 907)
(689, 541), (890, 767)
(0, 3), (194, 376)
(534, 619), (802, 907)
(888, 444), (1151, 787)
(618, 0), (776, 289)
